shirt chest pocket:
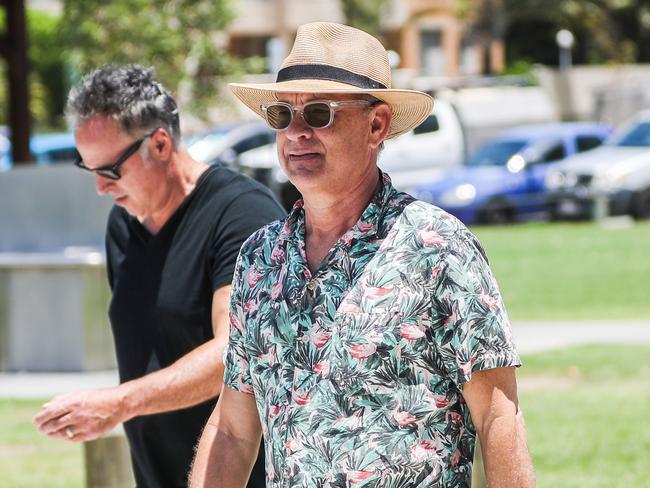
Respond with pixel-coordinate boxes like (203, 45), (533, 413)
(330, 311), (410, 395)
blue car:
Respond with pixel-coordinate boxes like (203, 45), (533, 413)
(412, 123), (612, 224)
(0, 132), (77, 170)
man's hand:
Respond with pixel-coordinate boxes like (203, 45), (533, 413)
(32, 388), (127, 443)
(32, 285), (233, 444)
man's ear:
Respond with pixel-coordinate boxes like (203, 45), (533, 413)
(152, 129), (174, 161)
(369, 103), (392, 149)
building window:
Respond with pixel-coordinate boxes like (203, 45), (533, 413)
(460, 37), (480, 75)
(420, 30), (446, 75)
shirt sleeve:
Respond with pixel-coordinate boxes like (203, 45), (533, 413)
(431, 233), (521, 387)
(208, 188), (285, 292)
(223, 247), (255, 395)
(104, 205), (127, 291)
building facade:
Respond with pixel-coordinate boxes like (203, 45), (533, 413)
(226, 0), (504, 78)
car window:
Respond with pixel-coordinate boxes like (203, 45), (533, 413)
(615, 121), (650, 147)
(413, 115), (439, 135)
(41, 148), (78, 163)
(540, 142), (566, 162)
(233, 132), (275, 154)
(466, 140), (527, 166)
(576, 135), (604, 152)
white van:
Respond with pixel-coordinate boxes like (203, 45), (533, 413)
(377, 98), (464, 190)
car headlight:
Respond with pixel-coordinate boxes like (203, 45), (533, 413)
(592, 172), (610, 191)
(440, 184), (476, 207)
(593, 170), (630, 192)
(506, 154), (526, 173)
(546, 170), (577, 190)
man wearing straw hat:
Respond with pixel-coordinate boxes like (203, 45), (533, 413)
(191, 22), (534, 488)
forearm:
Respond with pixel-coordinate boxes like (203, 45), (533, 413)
(479, 407), (535, 487)
(190, 409), (261, 487)
(117, 338), (225, 421)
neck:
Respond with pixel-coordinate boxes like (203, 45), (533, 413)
(140, 151), (208, 234)
(302, 168), (380, 272)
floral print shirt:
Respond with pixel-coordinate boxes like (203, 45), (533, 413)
(224, 173), (520, 488)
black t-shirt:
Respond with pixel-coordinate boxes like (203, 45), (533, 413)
(106, 164), (285, 488)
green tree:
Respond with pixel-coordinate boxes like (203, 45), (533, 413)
(0, 8), (66, 129)
(62, 0), (235, 118)
(340, 0), (388, 36)
(460, 0), (650, 69)
(27, 9), (67, 129)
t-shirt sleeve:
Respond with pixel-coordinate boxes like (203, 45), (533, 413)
(208, 188), (285, 291)
(104, 205), (127, 291)
(431, 233), (520, 387)
(223, 242), (255, 395)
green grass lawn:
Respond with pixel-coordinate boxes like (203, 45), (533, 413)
(0, 399), (84, 488)
(1, 222), (648, 486)
(2, 346), (648, 488)
(472, 221), (650, 320)
(518, 344), (650, 488)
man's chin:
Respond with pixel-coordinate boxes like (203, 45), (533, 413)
(114, 197), (135, 215)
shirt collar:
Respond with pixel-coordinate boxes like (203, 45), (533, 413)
(281, 170), (399, 247)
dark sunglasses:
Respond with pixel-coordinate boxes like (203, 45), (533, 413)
(260, 99), (372, 131)
(74, 128), (159, 180)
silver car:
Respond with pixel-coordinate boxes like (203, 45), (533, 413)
(546, 110), (650, 220)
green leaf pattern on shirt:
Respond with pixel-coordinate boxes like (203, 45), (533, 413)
(224, 173), (520, 487)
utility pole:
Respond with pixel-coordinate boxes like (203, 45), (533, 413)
(0, 0), (32, 164)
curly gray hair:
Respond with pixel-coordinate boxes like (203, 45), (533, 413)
(67, 64), (181, 146)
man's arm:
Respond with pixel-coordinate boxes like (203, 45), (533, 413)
(190, 386), (262, 487)
(33, 285), (232, 442)
(462, 366), (535, 487)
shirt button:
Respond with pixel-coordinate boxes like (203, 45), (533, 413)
(300, 334), (310, 343)
(307, 280), (318, 291)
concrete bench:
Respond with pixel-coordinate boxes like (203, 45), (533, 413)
(0, 249), (116, 372)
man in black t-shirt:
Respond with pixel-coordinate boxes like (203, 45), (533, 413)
(33, 65), (284, 487)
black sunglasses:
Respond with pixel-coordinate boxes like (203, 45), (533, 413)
(260, 100), (372, 131)
(74, 128), (159, 180)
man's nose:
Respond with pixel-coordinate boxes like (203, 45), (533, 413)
(284, 109), (313, 140)
(95, 174), (111, 195)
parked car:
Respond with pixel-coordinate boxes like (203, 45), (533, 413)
(411, 122), (611, 225)
(376, 98), (465, 189)
(30, 132), (77, 165)
(0, 132), (10, 171)
(546, 111), (650, 220)
(0, 132), (77, 171)
(186, 121), (275, 167)
(237, 99), (465, 208)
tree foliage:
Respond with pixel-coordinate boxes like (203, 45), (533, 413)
(62, 0), (235, 118)
(0, 8), (66, 129)
(459, 0), (650, 69)
(27, 9), (67, 128)
(340, 0), (388, 36)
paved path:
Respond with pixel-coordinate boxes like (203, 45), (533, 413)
(512, 320), (650, 353)
(1, 320), (649, 399)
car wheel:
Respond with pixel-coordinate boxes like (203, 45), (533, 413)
(479, 200), (513, 225)
(548, 205), (562, 221)
(633, 188), (650, 220)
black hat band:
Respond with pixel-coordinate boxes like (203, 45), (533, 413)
(276, 64), (387, 90)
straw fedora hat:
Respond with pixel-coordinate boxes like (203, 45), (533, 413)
(229, 22), (433, 139)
